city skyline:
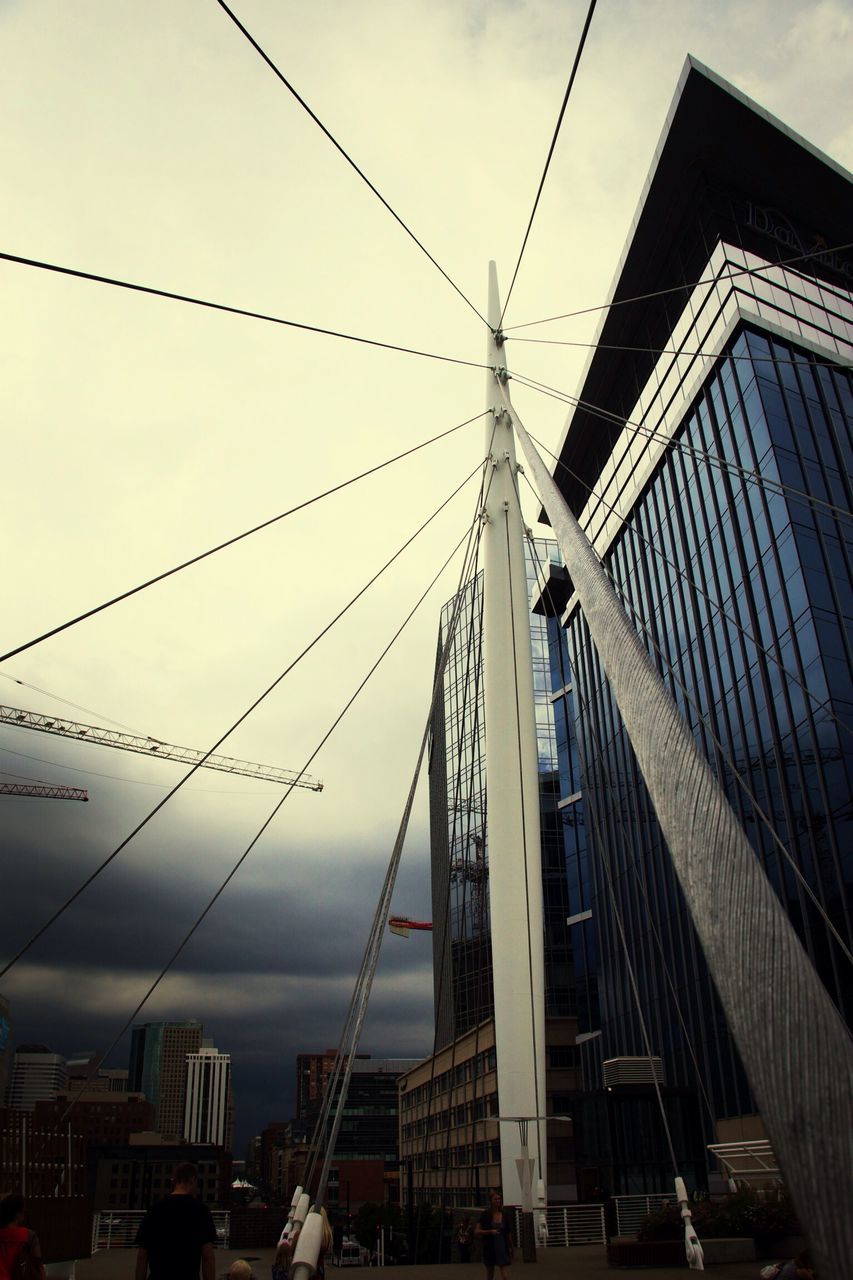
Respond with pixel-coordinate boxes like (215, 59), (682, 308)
(2, 0), (851, 1151)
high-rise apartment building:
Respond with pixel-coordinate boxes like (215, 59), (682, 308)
(184, 1045), (233, 1149)
(295, 1050), (358, 1122)
(429, 538), (573, 1047)
(535, 57), (851, 1185)
(128, 1021), (202, 1140)
(5, 1044), (67, 1111)
(301, 1054), (418, 1205)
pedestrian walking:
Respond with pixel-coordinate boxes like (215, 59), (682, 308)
(475, 1191), (514, 1280)
(456, 1216), (473, 1263)
(134, 1161), (217, 1280)
(0, 1193), (45, 1280)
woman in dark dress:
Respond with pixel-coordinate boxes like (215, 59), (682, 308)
(475, 1191), (514, 1280)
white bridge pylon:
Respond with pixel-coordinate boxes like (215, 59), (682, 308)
(482, 262), (547, 1214)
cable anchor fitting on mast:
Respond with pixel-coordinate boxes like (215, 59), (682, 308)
(492, 328), (505, 347)
(493, 365), (511, 385)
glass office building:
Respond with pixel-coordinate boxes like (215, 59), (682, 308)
(428, 538), (574, 1048)
(537, 57), (852, 1152)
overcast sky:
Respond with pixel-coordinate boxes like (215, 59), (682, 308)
(1, 0), (851, 1151)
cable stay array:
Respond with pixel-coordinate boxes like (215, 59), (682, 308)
(498, 0), (599, 329)
(509, 367), (853, 523)
(502, 239), (853, 331)
(213, 0), (488, 330)
(4, 14), (851, 1273)
(506, 331), (852, 370)
(0, 251), (487, 372)
(0, 458), (483, 985)
(28, 463), (493, 1156)
(298, 455), (497, 1235)
(1, 408), (485, 666)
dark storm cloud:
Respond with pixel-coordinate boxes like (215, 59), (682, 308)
(1, 780), (437, 1146)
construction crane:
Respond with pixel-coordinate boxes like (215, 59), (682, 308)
(0, 704), (323, 790)
(388, 917), (432, 938)
(450, 831), (488, 933)
(0, 780), (89, 801)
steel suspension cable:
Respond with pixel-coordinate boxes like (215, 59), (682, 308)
(498, 0), (598, 328)
(303, 434), (497, 1196)
(41, 508), (480, 1147)
(522, 431), (853, 743)
(308, 428), (500, 1211)
(0, 463), (481, 982)
(213, 0), (488, 329)
(1, 409), (486, 665)
(510, 368), (853, 523)
(506, 333), (852, 369)
(0, 252), (488, 371)
(312, 479), (492, 1212)
(304, 500), (490, 1195)
(502, 240), (853, 331)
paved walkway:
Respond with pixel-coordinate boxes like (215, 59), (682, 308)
(69, 1244), (765, 1280)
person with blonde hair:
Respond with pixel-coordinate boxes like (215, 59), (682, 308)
(228, 1263), (254, 1280)
(272, 1236), (292, 1280)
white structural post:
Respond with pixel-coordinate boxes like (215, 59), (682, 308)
(482, 262), (547, 1210)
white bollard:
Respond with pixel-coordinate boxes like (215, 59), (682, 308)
(291, 1210), (324, 1280)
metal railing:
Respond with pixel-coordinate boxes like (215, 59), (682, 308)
(511, 1204), (606, 1246)
(92, 1210), (230, 1252)
(613, 1194), (675, 1237)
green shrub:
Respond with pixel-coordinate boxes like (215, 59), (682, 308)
(637, 1187), (799, 1242)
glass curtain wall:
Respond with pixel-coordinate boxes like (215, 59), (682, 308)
(430, 539), (577, 1040)
(565, 324), (852, 1120)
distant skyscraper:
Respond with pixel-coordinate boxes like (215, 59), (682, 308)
(295, 1050), (370, 1122)
(5, 1044), (67, 1111)
(299, 1053), (418, 1194)
(184, 1045), (233, 1149)
(128, 1021), (202, 1139)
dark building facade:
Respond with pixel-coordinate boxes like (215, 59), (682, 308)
(303, 1055), (417, 1204)
(33, 1094), (154, 1147)
(128, 1020), (202, 1140)
(535, 56), (852, 1186)
(87, 1140), (230, 1210)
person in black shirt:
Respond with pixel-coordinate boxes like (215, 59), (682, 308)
(135, 1162), (216, 1280)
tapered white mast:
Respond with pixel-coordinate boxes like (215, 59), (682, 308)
(482, 262), (547, 1211)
